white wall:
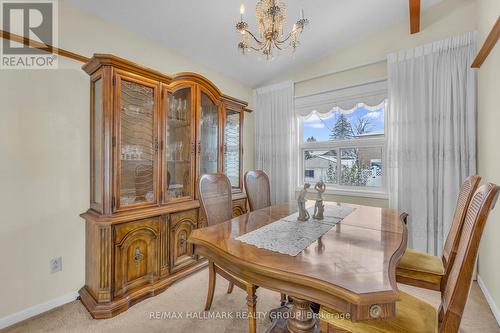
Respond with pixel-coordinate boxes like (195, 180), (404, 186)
(477, 0), (500, 324)
(0, 59), (89, 323)
(274, 0), (477, 208)
(0, 0), (253, 323)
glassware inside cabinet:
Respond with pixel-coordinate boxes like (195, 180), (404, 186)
(119, 79), (155, 207)
(165, 88), (192, 200)
(199, 92), (219, 175)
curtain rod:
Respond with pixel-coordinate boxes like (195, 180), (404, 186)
(295, 77), (387, 99)
(294, 58), (387, 85)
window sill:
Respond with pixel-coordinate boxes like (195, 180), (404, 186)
(297, 187), (388, 200)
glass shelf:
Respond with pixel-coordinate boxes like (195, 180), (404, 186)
(224, 109), (241, 188)
(165, 87), (193, 201)
(199, 92), (218, 175)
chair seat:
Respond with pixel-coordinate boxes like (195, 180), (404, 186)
(396, 248), (445, 290)
(319, 291), (438, 333)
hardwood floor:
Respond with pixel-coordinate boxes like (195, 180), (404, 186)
(2, 269), (498, 333)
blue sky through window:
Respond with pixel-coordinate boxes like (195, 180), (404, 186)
(302, 106), (385, 142)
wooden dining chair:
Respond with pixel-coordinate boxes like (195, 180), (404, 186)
(198, 173), (258, 333)
(244, 170), (288, 306)
(244, 170), (272, 211)
(319, 182), (499, 333)
(396, 175), (481, 291)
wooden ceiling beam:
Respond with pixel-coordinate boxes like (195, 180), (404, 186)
(409, 0), (421, 34)
(472, 17), (500, 68)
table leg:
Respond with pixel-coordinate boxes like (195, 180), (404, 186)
(267, 297), (318, 333)
(287, 297), (318, 333)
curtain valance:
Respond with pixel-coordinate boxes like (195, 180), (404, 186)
(294, 80), (387, 117)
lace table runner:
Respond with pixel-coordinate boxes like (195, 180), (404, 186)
(236, 205), (355, 256)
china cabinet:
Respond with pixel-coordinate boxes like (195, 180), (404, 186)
(79, 54), (250, 318)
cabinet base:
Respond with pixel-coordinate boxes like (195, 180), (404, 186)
(79, 260), (208, 319)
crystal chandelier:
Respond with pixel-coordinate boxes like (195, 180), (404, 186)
(236, 1), (308, 59)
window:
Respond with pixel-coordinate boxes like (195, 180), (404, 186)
(296, 80), (387, 196)
(304, 169), (315, 179)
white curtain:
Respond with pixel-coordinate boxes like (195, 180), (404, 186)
(387, 32), (477, 255)
(254, 81), (297, 204)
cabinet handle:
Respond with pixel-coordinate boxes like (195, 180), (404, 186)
(134, 247), (144, 266)
(191, 143), (195, 155)
(197, 142), (201, 155)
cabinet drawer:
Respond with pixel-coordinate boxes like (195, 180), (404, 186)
(114, 218), (160, 297)
(232, 199), (247, 217)
(169, 209), (198, 273)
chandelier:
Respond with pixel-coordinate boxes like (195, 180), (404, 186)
(236, 1), (308, 59)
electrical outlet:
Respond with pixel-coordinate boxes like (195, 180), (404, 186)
(50, 256), (62, 273)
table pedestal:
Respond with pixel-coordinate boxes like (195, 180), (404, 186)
(267, 297), (319, 333)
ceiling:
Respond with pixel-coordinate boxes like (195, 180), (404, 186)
(67, 0), (441, 87)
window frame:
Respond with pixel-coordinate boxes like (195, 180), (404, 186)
(298, 102), (388, 199)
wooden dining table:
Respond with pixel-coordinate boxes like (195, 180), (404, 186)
(188, 202), (408, 333)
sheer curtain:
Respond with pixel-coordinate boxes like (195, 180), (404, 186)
(254, 81), (297, 203)
(387, 32), (477, 255)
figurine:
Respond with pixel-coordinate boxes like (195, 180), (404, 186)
(313, 180), (326, 220)
(297, 183), (311, 221)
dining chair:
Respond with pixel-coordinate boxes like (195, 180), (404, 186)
(198, 173), (258, 333)
(319, 182), (499, 333)
(244, 170), (287, 306)
(396, 175), (481, 291)
(244, 170), (272, 211)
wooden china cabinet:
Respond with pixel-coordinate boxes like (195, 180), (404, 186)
(79, 54), (249, 318)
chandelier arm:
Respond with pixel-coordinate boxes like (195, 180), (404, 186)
(248, 46), (264, 51)
(256, 38), (272, 51)
(277, 32), (293, 44)
(249, 42), (269, 52)
(274, 39), (293, 51)
(245, 38), (269, 52)
(244, 29), (264, 45)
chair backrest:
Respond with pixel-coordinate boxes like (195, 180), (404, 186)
(244, 170), (271, 211)
(198, 173), (233, 227)
(439, 183), (499, 333)
(442, 175), (481, 280)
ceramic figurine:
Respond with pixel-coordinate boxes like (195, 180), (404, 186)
(297, 183), (311, 221)
(313, 180), (326, 220)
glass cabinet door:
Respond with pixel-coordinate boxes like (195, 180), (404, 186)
(116, 75), (158, 209)
(165, 86), (194, 201)
(90, 75), (103, 212)
(224, 108), (241, 189)
(199, 91), (219, 175)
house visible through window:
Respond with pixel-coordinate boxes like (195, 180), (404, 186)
(304, 169), (315, 179)
(296, 80), (387, 195)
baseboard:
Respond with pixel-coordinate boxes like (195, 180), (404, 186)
(477, 275), (500, 326)
(0, 291), (79, 330)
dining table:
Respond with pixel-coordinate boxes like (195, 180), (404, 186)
(188, 201), (408, 333)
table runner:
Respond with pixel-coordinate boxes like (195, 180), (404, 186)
(236, 204), (355, 256)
